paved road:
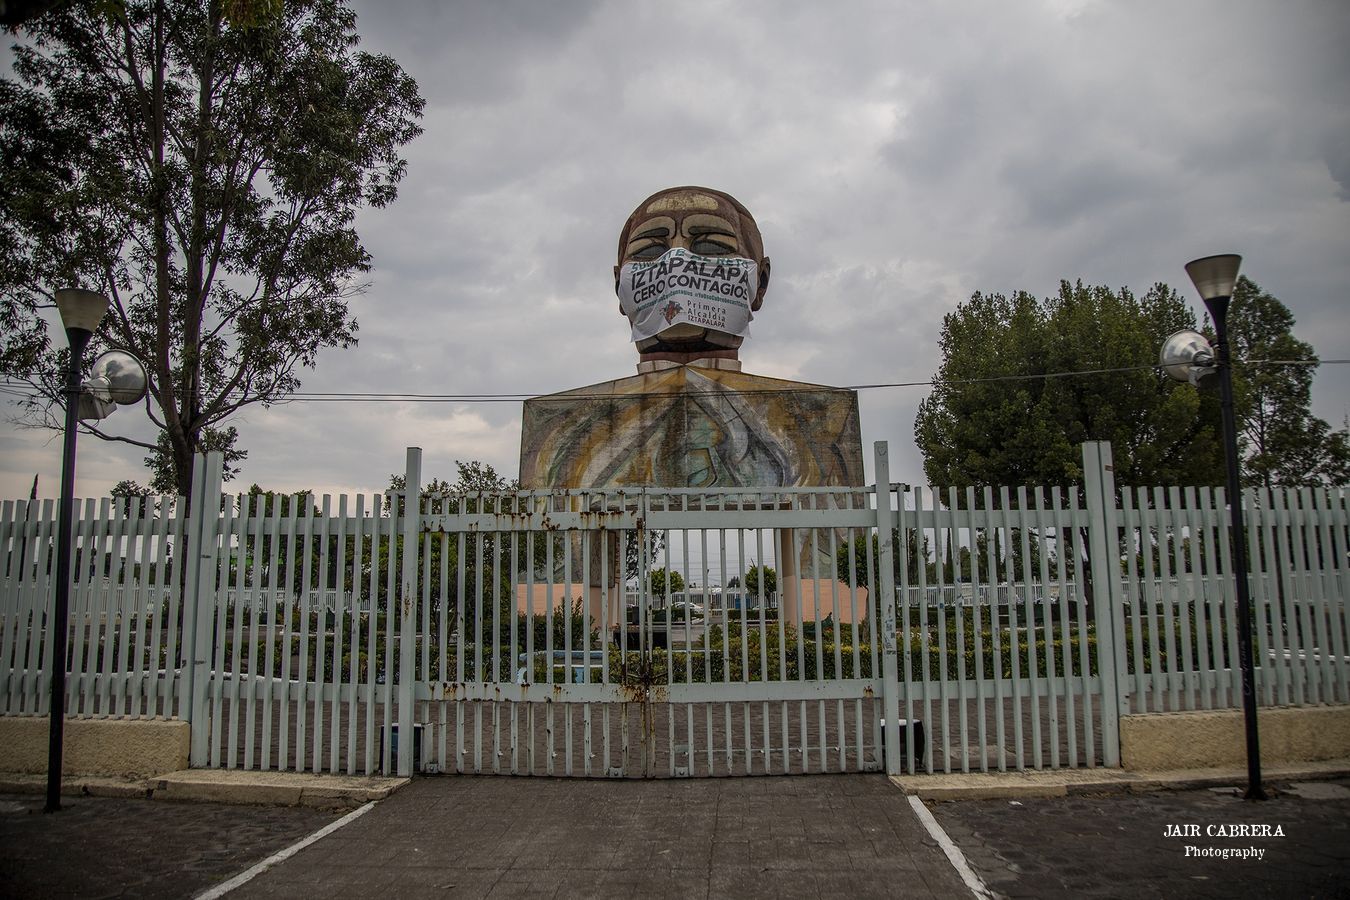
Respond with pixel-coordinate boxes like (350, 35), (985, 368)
(228, 775), (967, 899)
(5, 775), (1349, 899)
(928, 777), (1350, 899)
(0, 792), (338, 899)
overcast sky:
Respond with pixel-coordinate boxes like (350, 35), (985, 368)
(2, 0), (1348, 501)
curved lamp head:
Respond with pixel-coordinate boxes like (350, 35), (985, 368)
(1184, 254), (1242, 302)
(54, 288), (109, 334)
(88, 351), (148, 405)
(1160, 329), (1219, 389)
(79, 350), (148, 421)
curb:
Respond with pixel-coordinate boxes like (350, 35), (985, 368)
(150, 770), (409, 809)
(0, 770), (410, 810)
(0, 774), (152, 799)
(890, 758), (1350, 801)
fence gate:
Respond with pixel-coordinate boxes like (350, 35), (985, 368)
(410, 448), (891, 778)
(404, 440), (1120, 777)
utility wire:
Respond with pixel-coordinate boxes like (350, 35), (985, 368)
(1, 359), (1346, 404)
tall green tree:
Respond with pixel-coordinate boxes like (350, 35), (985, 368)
(1227, 277), (1350, 488)
(0, 0), (424, 495)
(915, 281), (1225, 490)
(644, 567), (684, 599)
(743, 564), (777, 598)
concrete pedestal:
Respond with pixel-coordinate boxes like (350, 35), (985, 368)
(519, 364), (863, 490)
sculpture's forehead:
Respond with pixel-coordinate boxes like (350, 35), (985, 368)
(641, 190), (724, 216)
(618, 186), (763, 263)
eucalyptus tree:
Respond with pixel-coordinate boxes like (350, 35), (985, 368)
(1227, 277), (1350, 489)
(0, 0), (424, 495)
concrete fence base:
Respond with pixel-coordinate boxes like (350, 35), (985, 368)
(1121, 706), (1350, 771)
(0, 716), (189, 778)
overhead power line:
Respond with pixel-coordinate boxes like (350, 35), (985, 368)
(1, 359), (1345, 404)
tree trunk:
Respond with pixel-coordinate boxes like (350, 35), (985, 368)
(171, 422), (195, 503)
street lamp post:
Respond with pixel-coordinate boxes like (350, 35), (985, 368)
(1183, 254), (1266, 802)
(46, 288), (109, 813)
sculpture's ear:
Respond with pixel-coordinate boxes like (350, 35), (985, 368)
(615, 264), (623, 313)
(751, 256), (771, 311)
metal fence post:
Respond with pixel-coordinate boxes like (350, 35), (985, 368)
(397, 447), (422, 777)
(182, 451), (223, 766)
(873, 442), (903, 776)
(1081, 441), (1125, 767)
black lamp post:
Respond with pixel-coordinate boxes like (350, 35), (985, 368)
(1183, 254), (1266, 802)
(45, 287), (109, 813)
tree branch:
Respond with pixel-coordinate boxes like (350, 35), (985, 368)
(79, 421), (158, 452)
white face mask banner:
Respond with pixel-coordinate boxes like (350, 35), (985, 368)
(617, 248), (757, 342)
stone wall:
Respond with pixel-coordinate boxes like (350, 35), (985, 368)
(1121, 706), (1350, 770)
(0, 716), (188, 777)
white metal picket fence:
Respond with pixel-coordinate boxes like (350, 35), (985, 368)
(1115, 481), (1350, 713)
(1, 442), (1345, 779)
(0, 494), (187, 720)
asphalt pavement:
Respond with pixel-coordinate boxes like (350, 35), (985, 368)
(928, 776), (1350, 899)
(0, 791), (338, 899)
(3, 773), (1349, 899)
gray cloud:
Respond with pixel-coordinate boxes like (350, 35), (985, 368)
(4, 0), (1348, 499)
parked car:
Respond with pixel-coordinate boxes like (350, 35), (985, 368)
(669, 599), (704, 617)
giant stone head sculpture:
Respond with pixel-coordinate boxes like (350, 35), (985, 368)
(615, 186), (771, 364)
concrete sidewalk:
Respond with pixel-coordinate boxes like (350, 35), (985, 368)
(223, 775), (969, 899)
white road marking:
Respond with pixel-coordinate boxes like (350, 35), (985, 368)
(908, 794), (997, 900)
(194, 801), (377, 899)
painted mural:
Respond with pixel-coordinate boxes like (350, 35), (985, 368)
(519, 364), (863, 490)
